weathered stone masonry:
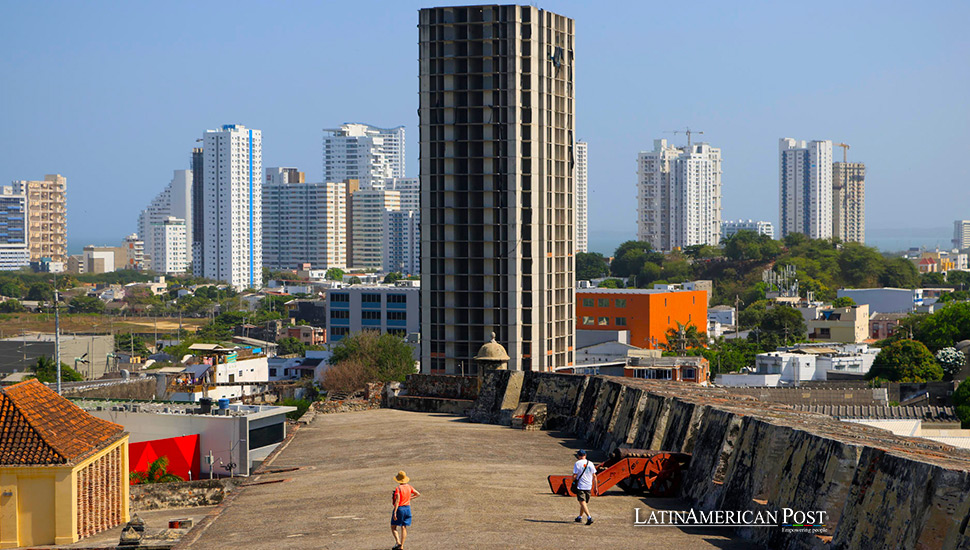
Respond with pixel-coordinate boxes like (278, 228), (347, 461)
(456, 372), (970, 550)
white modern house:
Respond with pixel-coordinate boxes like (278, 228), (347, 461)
(717, 343), (878, 387)
(202, 124), (262, 290)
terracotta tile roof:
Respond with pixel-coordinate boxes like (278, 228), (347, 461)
(0, 379), (125, 466)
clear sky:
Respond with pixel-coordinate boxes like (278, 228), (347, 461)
(2, 1), (968, 255)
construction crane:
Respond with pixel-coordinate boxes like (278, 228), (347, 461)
(835, 142), (850, 163)
(665, 127), (704, 150)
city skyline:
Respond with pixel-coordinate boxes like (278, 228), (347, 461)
(1, 1), (968, 254)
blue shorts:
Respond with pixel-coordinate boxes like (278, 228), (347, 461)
(392, 505), (412, 527)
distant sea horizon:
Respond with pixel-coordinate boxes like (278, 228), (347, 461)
(67, 226), (955, 261)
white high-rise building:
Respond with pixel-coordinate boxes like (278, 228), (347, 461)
(322, 123), (405, 189)
(152, 217), (188, 274)
(953, 220), (970, 251)
(575, 141), (588, 253)
(383, 209), (419, 276)
(262, 167), (347, 270)
(138, 170), (192, 272)
(722, 219), (775, 240)
(779, 138), (833, 240)
(351, 189), (400, 271)
(202, 124), (262, 290)
(637, 139), (722, 252)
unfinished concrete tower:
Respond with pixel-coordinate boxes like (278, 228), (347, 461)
(419, 5), (576, 373)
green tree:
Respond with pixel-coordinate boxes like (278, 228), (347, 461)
(723, 230), (781, 261)
(831, 296), (856, 308)
(258, 295), (291, 315)
(748, 305), (806, 350)
(576, 252), (610, 280)
(865, 340), (943, 382)
(610, 241), (663, 278)
(836, 243), (884, 288)
(597, 278), (622, 289)
(383, 272), (403, 284)
(26, 282), (54, 302)
(661, 322), (706, 354)
(348, 276), (362, 285)
(879, 258), (920, 288)
(954, 379), (970, 428)
(30, 356), (84, 383)
(69, 295), (105, 314)
(912, 302), (970, 352)
(129, 456), (184, 484)
(921, 272), (947, 286)
(0, 299), (25, 313)
(635, 262), (662, 288)
(276, 337), (306, 356)
(325, 268), (345, 281)
(329, 331), (416, 383)
(0, 279), (26, 299)
(116, 333), (150, 357)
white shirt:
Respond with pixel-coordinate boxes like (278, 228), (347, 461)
(573, 458), (595, 491)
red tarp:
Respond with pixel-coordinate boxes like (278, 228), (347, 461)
(128, 434), (200, 483)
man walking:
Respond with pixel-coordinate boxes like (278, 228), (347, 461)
(391, 470), (420, 550)
(573, 449), (597, 525)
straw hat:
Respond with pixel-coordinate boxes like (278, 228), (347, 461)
(395, 471), (410, 484)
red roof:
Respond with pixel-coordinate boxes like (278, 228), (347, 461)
(0, 380), (125, 466)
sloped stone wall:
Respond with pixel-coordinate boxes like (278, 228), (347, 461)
(467, 373), (970, 550)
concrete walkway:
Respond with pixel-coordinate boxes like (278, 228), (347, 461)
(185, 409), (751, 549)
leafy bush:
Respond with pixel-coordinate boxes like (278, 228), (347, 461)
(280, 398), (311, 420)
(936, 347), (966, 376)
(865, 340), (943, 382)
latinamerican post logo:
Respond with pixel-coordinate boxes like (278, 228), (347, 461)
(634, 508), (828, 534)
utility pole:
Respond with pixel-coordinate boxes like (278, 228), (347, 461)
(734, 295), (743, 340)
(53, 276), (61, 394)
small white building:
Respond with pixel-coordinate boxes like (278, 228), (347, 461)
(171, 355), (270, 402)
(717, 343), (878, 387)
(721, 219), (775, 240)
(708, 305), (736, 326)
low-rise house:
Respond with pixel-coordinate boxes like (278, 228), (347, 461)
(717, 343), (878, 387)
(870, 312), (908, 340)
(0, 380), (129, 546)
(837, 288), (922, 314)
(807, 304), (869, 343)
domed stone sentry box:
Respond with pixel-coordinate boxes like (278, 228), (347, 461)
(474, 333), (510, 378)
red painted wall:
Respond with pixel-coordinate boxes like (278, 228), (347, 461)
(129, 434), (201, 483)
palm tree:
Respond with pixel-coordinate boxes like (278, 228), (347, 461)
(129, 456), (184, 484)
(661, 322), (707, 354)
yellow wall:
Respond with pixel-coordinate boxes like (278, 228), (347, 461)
(0, 436), (128, 548)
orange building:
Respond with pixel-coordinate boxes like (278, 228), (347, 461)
(576, 289), (708, 350)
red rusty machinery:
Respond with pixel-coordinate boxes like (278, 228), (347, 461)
(548, 448), (691, 498)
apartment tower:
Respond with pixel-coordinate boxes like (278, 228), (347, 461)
(0, 186), (29, 270)
(779, 138), (833, 239)
(954, 220), (970, 251)
(202, 124), (262, 290)
(262, 167), (347, 270)
(191, 147), (204, 276)
(11, 174), (67, 263)
(575, 141), (588, 253)
(322, 123), (405, 189)
(832, 162), (865, 244)
(419, 5), (576, 373)
(637, 139), (722, 252)
(138, 169), (192, 272)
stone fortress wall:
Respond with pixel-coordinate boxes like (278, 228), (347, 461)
(399, 371), (970, 549)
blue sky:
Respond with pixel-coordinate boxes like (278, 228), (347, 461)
(2, 1), (968, 254)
